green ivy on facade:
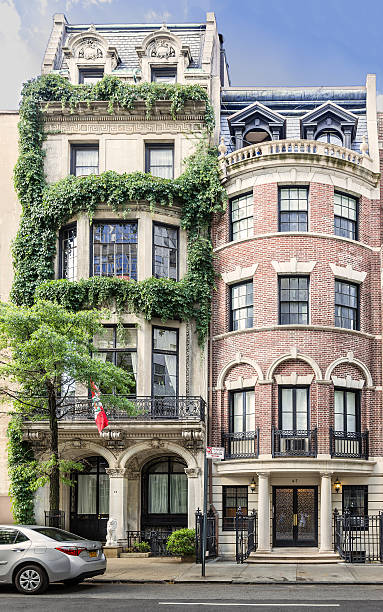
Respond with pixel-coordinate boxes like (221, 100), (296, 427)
(8, 73), (227, 522)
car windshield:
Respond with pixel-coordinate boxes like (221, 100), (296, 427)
(32, 527), (86, 542)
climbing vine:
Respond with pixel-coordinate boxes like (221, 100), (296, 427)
(8, 73), (226, 521)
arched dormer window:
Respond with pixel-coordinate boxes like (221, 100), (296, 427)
(63, 25), (119, 84)
(227, 101), (285, 150)
(135, 25), (191, 84)
(301, 101), (358, 150)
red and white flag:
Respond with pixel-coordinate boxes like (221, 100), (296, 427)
(90, 381), (108, 434)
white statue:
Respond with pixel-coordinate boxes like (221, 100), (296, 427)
(106, 518), (118, 546)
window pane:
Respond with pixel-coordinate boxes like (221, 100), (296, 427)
(335, 281), (358, 330)
(74, 147), (99, 176)
(60, 225), (77, 280)
(231, 282), (253, 330)
(147, 147), (174, 179)
(245, 390), (255, 431)
(77, 474), (97, 514)
(281, 388), (293, 430)
(334, 390), (344, 431)
(233, 392), (244, 433)
(296, 389), (308, 429)
(93, 223), (138, 280)
(170, 474), (188, 513)
(153, 328), (177, 351)
(279, 276), (309, 324)
(279, 187), (308, 232)
(152, 354), (177, 396)
(148, 474), (168, 513)
(231, 194), (253, 241)
(334, 193), (357, 240)
(153, 224), (178, 279)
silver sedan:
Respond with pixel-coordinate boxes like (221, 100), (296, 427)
(0, 525), (106, 594)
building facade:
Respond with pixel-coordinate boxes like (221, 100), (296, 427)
(211, 78), (383, 556)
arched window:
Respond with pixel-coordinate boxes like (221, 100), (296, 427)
(243, 129), (271, 145)
(316, 130), (343, 146)
(141, 456), (188, 530)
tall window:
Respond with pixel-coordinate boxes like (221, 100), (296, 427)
(279, 276), (309, 325)
(335, 280), (359, 330)
(230, 390), (255, 432)
(93, 325), (137, 394)
(230, 193), (253, 241)
(59, 224), (77, 280)
(334, 389), (359, 433)
(151, 67), (177, 83)
(79, 69), (104, 84)
(71, 144), (99, 176)
(145, 144), (174, 179)
(230, 281), (253, 331)
(152, 327), (178, 397)
(92, 222), (138, 280)
(279, 187), (308, 232)
(223, 486), (248, 530)
(146, 457), (187, 517)
(279, 387), (309, 431)
(75, 456), (109, 516)
(334, 192), (357, 240)
(153, 223), (178, 280)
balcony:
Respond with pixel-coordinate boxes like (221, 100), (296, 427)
(272, 427), (317, 458)
(330, 428), (369, 460)
(222, 429), (259, 459)
(219, 139), (378, 186)
(24, 396), (205, 422)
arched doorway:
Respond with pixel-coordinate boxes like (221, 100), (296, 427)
(70, 456), (109, 541)
(141, 456), (188, 532)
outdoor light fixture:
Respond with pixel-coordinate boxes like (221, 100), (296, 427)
(250, 477), (256, 493)
(334, 478), (341, 494)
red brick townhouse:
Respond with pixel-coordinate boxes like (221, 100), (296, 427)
(211, 76), (383, 559)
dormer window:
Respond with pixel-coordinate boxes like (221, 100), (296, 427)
(79, 68), (104, 84)
(227, 101), (285, 150)
(316, 130), (343, 146)
(151, 67), (177, 83)
(301, 102), (358, 150)
(243, 129), (270, 145)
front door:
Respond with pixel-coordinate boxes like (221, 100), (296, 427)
(70, 456), (109, 541)
(273, 486), (318, 547)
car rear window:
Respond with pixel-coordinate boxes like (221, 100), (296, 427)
(33, 527), (86, 541)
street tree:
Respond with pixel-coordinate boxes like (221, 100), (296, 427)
(0, 300), (135, 515)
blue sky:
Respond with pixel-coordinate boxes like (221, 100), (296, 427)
(1, 0), (383, 108)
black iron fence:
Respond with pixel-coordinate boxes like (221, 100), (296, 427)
(272, 427), (317, 457)
(222, 429), (259, 459)
(235, 507), (257, 563)
(195, 507), (218, 563)
(330, 428), (369, 459)
(45, 510), (65, 530)
(25, 396), (205, 422)
(124, 530), (173, 556)
(334, 509), (383, 563)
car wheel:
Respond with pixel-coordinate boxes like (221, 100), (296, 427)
(14, 564), (48, 595)
(63, 577), (83, 586)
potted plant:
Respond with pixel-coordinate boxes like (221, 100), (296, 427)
(166, 528), (195, 561)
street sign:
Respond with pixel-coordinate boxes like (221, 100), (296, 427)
(206, 446), (225, 460)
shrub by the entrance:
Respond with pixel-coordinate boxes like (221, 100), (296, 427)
(166, 528), (196, 556)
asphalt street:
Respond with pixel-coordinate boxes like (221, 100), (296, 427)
(0, 583), (383, 611)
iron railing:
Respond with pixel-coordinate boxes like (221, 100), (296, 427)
(45, 510), (65, 530)
(330, 428), (369, 459)
(195, 507), (218, 563)
(235, 507), (257, 563)
(222, 429), (259, 459)
(25, 396), (205, 422)
(272, 427), (317, 457)
(124, 530), (174, 556)
(334, 509), (383, 563)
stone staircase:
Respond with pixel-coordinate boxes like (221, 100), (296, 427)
(248, 547), (342, 564)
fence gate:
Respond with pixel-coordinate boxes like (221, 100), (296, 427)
(236, 507), (257, 563)
(334, 509), (383, 563)
(195, 507), (218, 563)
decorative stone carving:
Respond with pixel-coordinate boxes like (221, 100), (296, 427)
(105, 468), (128, 478)
(77, 38), (103, 61)
(331, 375), (365, 389)
(360, 135), (369, 156)
(106, 518), (118, 546)
(218, 137), (227, 157)
(126, 470), (140, 481)
(150, 438), (164, 449)
(184, 467), (200, 478)
(101, 430), (125, 440)
(182, 430), (203, 441)
(148, 38), (176, 59)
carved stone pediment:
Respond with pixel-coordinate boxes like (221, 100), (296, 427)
(77, 38), (104, 61)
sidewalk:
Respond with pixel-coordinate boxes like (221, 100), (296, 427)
(89, 557), (383, 584)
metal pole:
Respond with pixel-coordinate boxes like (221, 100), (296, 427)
(202, 453), (208, 577)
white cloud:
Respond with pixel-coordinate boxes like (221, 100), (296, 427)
(65, 0), (113, 9)
(144, 9), (171, 22)
(0, 0), (41, 109)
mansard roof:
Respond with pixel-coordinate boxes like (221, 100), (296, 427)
(301, 100), (358, 126)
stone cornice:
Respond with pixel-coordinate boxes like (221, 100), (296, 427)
(213, 324), (379, 342)
(215, 456), (376, 475)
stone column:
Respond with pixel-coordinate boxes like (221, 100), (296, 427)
(257, 472), (271, 552)
(185, 467), (201, 528)
(319, 472), (333, 553)
(126, 470), (140, 532)
(105, 468), (128, 541)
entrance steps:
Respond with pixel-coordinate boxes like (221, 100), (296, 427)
(248, 548), (342, 564)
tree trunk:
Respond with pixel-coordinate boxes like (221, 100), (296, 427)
(48, 389), (60, 514)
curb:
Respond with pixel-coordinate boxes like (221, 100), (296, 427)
(88, 578), (383, 586)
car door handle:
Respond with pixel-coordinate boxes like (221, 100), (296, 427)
(12, 548), (25, 552)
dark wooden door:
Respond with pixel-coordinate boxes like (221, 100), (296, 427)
(273, 486), (318, 547)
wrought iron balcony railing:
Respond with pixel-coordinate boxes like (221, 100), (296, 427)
(24, 396), (205, 422)
(272, 427), (317, 457)
(330, 428), (369, 460)
(222, 430), (259, 459)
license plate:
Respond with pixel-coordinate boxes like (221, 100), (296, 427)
(89, 550), (97, 558)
